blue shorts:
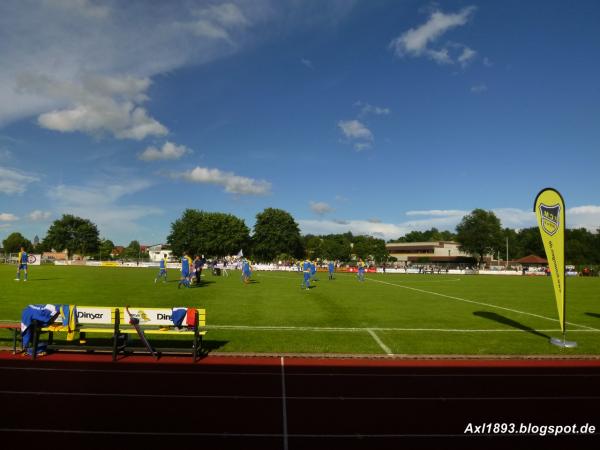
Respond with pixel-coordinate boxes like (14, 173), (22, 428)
(304, 272), (310, 282)
(18, 264), (27, 270)
(158, 269), (166, 275)
(181, 269), (190, 278)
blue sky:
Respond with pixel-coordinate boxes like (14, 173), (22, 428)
(1, 0), (599, 245)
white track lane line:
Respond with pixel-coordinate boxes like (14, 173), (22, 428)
(280, 356), (289, 450)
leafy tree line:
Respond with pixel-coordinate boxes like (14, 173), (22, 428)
(2, 208), (599, 265)
(389, 210), (600, 266)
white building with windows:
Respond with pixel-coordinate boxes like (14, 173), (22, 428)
(386, 241), (474, 264)
(147, 244), (173, 262)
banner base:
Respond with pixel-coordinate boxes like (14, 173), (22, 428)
(550, 337), (577, 348)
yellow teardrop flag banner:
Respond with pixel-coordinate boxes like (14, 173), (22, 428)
(533, 188), (566, 333)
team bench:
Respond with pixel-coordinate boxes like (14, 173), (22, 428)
(30, 306), (206, 362)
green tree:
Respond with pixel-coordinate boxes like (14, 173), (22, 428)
(565, 228), (596, 265)
(502, 228), (522, 262)
(321, 234), (352, 261)
(252, 208), (303, 262)
(42, 215), (100, 258)
(167, 209), (250, 258)
(303, 235), (324, 260)
(123, 240), (141, 260)
(2, 232), (33, 253)
(99, 239), (115, 260)
(515, 227), (544, 259)
(455, 209), (504, 266)
(352, 235), (388, 263)
(389, 227), (456, 243)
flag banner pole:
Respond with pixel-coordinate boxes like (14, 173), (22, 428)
(533, 187), (576, 348)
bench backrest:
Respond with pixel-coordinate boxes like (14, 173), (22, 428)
(74, 306), (205, 327)
(76, 306), (118, 325)
(118, 307), (206, 327)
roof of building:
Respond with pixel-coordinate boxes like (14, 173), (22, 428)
(386, 241), (459, 248)
(514, 254), (548, 264)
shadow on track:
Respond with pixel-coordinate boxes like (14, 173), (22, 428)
(473, 311), (551, 339)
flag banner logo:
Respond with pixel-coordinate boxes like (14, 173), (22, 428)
(533, 188), (566, 333)
(539, 203), (560, 236)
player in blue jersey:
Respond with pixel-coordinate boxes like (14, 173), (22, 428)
(178, 252), (193, 288)
(15, 247), (28, 281)
(241, 258), (253, 284)
(328, 260), (335, 280)
(310, 260), (317, 281)
(302, 259), (311, 290)
(357, 258), (366, 282)
(155, 253), (168, 283)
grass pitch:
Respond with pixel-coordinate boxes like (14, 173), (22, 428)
(1, 264), (599, 355)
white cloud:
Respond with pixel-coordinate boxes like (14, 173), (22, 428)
(470, 83), (488, 94)
(18, 73), (168, 141)
(0, 1), (278, 127)
(299, 219), (408, 241)
(0, 1), (358, 135)
(0, 148), (11, 161)
(389, 6), (476, 65)
(179, 4), (250, 44)
(28, 210), (52, 221)
(493, 208), (535, 228)
(427, 48), (453, 65)
(138, 141), (191, 161)
(301, 58), (314, 69)
(568, 205), (600, 230)
(47, 180), (162, 238)
(0, 212), (18, 221)
(42, 0), (111, 19)
(356, 102), (391, 116)
(338, 119), (373, 141)
(310, 201), (333, 215)
(406, 209), (467, 217)
(458, 46), (476, 67)
(354, 142), (372, 151)
(0, 166), (39, 194)
(172, 166), (271, 196)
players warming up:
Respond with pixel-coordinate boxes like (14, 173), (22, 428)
(357, 258), (366, 282)
(155, 253), (168, 283)
(241, 258), (253, 284)
(328, 260), (335, 280)
(302, 258), (312, 290)
(15, 246), (28, 281)
(178, 252), (193, 288)
(310, 260), (317, 281)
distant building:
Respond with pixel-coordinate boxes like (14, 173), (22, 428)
(42, 250), (68, 261)
(33, 235), (40, 247)
(148, 244), (173, 262)
(386, 241), (475, 264)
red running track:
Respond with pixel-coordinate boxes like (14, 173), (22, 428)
(1, 352), (599, 449)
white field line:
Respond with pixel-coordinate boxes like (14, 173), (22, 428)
(206, 324), (599, 333)
(367, 329), (393, 355)
(366, 277), (599, 331)
(256, 273), (463, 283)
